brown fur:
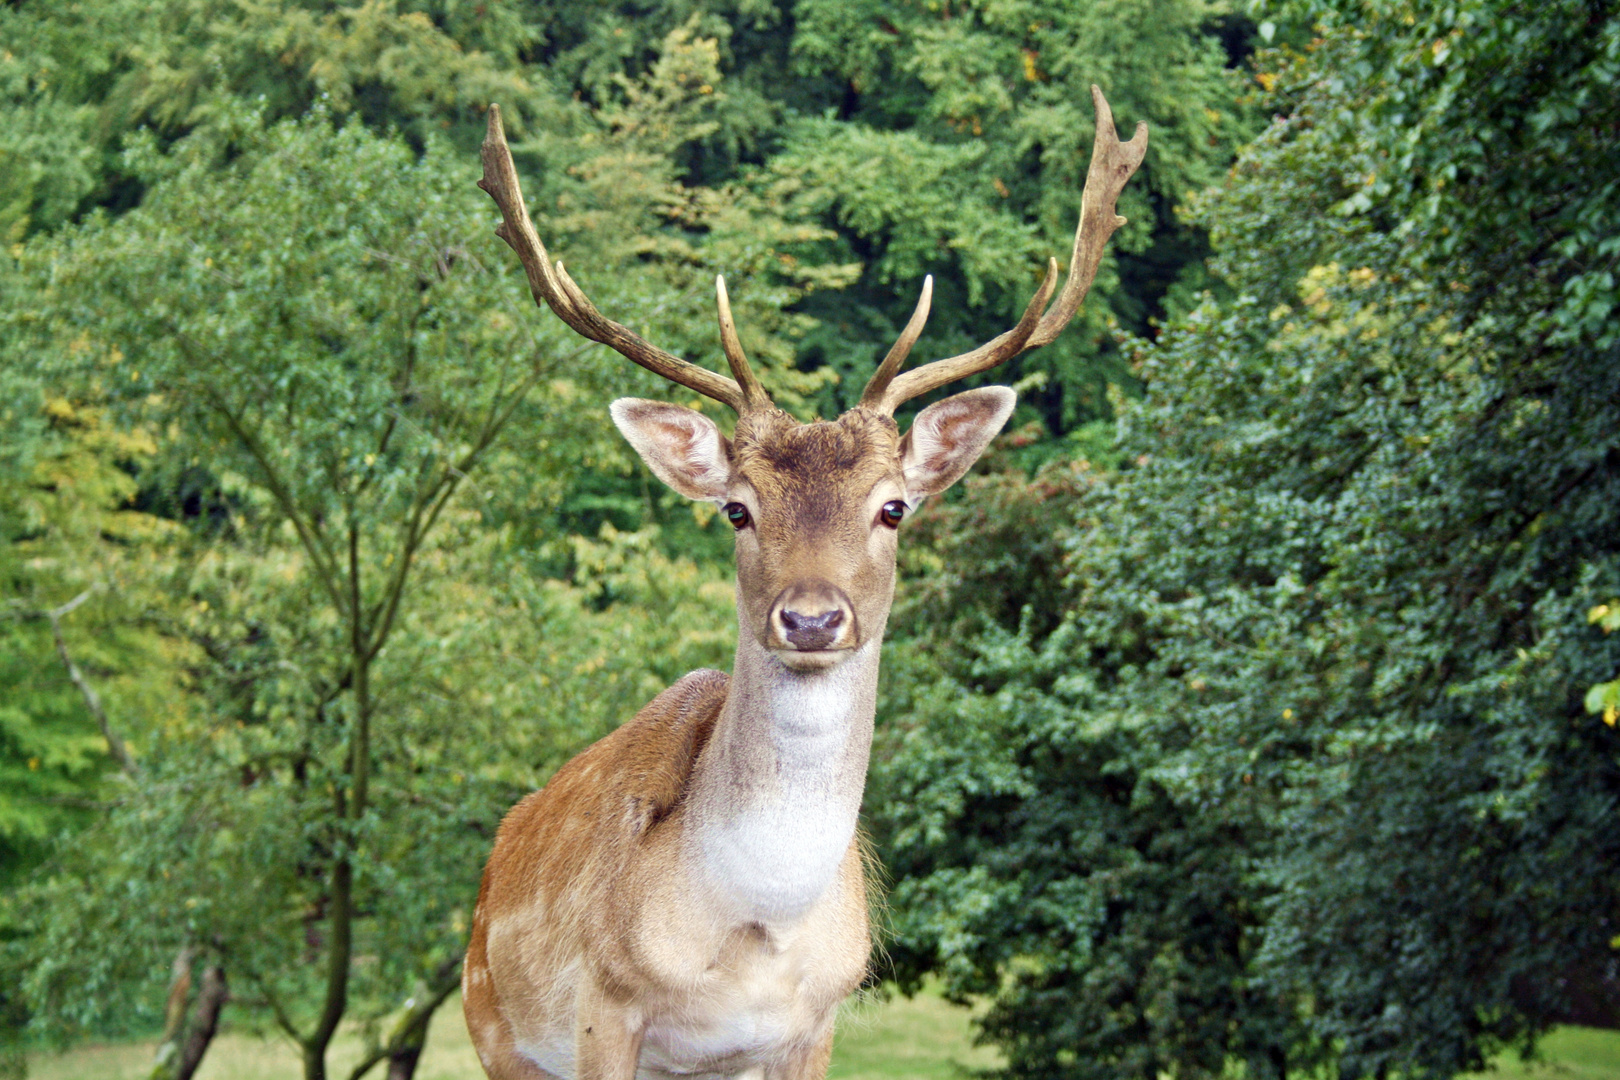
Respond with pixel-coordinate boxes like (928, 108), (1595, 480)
(465, 394), (1009, 1080)
(464, 673), (731, 1073)
(730, 410), (903, 653)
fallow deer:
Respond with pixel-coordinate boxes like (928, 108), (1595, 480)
(463, 86), (1146, 1080)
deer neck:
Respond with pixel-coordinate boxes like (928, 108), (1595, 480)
(683, 606), (883, 926)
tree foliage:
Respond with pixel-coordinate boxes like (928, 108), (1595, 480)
(3, 85), (755, 1078)
(777, 0), (1256, 427)
(873, 1), (1620, 1078)
(22, 2), (1566, 1080)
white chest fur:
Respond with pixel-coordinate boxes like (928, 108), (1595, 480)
(691, 647), (874, 925)
(509, 645), (879, 1079)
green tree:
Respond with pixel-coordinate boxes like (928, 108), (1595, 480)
(504, 0), (1259, 431)
(0, 0), (546, 239)
(0, 350), (192, 1079)
(11, 105), (569, 1079)
(3, 0), (1259, 436)
(873, 447), (1301, 1080)
(0, 400), (181, 877)
(784, 0), (1256, 429)
(6, 51), (819, 1070)
(872, 0), (1620, 1076)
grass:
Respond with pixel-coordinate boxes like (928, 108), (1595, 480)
(26, 983), (997, 1080)
(1464, 1026), (1620, 1080)
(25, 992), (1620, 1080)
(830, 985), (1002, 1080)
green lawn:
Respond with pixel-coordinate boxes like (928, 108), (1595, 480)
(830, 986), (1002, 1080)
(26, 984), (998, 1080)
(1465, 1026), (1620, 1080)
(24, 992), (1620, 1080)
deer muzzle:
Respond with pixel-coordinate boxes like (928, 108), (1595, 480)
(768, 581), (859, 654)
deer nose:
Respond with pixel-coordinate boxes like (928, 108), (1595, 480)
(768, 582), (858, 651)
(780, 607), (843, 644)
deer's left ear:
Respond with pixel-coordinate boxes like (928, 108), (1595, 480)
(899, 386), (1017, 499)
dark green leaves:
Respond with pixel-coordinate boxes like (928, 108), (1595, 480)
(871, 1), (1620, 1076)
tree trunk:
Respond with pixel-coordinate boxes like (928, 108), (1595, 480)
(345, 956), (464, 1080)
(174, 965), (227, 1080)
(151, 953), (227, 1080)
(304, 854), (354, 1080)
(150, 948), (194, 1080)
(382, 990), (436, 1080)
(385, 1036), (425, 1080)
(305, 525), (376, 1080)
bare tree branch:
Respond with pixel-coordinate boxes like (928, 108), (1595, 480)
(48, 586), (138, 778)
(345, 954), (465, 1080)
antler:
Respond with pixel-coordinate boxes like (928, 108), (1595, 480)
(478, 105), (774, 415)
(861, 85), (1149, 416)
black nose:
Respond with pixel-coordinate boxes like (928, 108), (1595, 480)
(769, 581), (858, 652)
(779, 608), (844, 650)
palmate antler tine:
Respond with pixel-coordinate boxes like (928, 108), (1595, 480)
(715, 276), (774, 413)
(1025, 85), (1149, 350)
(859, 275), (933, 411)
(478, 105), (751, 414)
(872, 86), (1148, 415)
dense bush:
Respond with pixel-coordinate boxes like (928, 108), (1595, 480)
(874, 1), (1620, 1077)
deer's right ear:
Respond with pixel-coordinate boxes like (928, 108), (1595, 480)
(610, 399), (732, 502)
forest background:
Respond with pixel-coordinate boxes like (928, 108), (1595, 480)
(0, 0), (1616, 1079)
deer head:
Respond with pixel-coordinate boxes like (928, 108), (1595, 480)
(609, 386), (1014, 672)
(477, 89), (1147, 674)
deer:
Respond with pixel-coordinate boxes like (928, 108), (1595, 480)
(462, 85), (1147, 1080)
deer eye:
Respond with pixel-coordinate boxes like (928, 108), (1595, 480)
(724, 502), (751, 529)
(879, 500), (906, 529)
